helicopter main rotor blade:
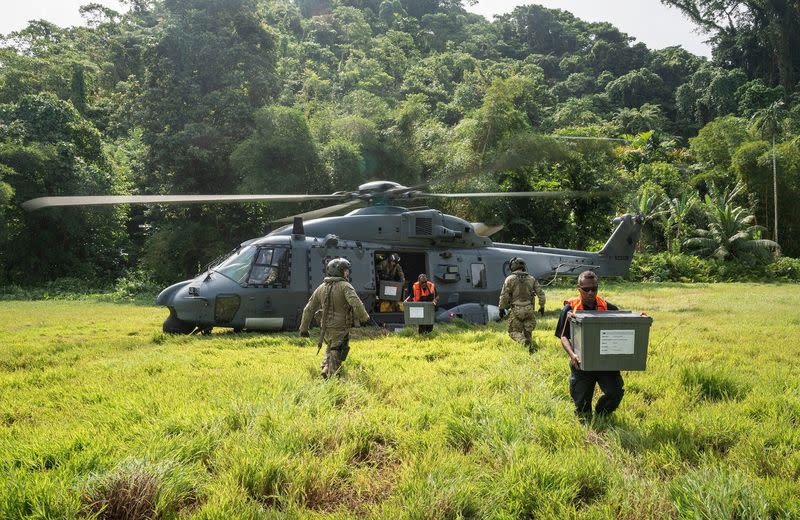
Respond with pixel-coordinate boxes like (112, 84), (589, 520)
(271, 200), (363, 224)
(424, 190), (615, 199)
(21, 193), (345, 211)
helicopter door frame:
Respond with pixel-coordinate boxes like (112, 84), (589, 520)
(373, 250), (428, 300)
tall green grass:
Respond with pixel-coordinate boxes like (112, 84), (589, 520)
(1, 284), (799, 518)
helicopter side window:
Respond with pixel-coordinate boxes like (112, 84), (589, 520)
(247, 247), (290, 287)
(214, 245), (257, 285)
(470, 263), (487, 288)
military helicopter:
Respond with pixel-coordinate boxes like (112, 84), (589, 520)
(23, 181), (643, 333)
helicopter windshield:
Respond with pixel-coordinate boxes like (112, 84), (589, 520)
(213, 245), (257, 284)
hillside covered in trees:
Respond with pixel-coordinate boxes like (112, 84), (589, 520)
(1, 0), (798, 285)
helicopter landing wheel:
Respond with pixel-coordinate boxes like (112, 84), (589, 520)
(163, 310), (195, 334)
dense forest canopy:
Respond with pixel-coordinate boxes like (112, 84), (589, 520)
(0, 0), (798, 284)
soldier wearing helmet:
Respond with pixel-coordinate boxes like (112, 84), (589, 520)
(498, 257), (546, 351)
(300, 257), (370, 379)
(376, 252), (405, 311)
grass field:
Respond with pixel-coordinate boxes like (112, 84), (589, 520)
(1, 283), (799, 519)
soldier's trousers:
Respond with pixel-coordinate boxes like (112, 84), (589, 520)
(508, 305), (536, 346)
(321, 335), (350, 379)
(569, 365), (624, 418)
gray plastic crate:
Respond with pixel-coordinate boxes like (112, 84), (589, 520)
(570, 311), (653, 371)
(404, 302), (436, 325)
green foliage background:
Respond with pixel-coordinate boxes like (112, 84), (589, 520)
(1, 0), (799, 283)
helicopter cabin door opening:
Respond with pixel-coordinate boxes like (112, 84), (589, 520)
(374, 250), (427, 308)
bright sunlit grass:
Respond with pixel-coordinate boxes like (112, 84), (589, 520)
(1, 283), (799, 518)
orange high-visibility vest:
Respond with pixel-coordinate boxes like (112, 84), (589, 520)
(564, 296), (608, 311)
(412, 281), (436, 302)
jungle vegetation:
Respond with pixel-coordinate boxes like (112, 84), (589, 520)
(1, 0), (799, 285)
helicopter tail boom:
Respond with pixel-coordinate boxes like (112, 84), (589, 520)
(595, 213), (644, 277)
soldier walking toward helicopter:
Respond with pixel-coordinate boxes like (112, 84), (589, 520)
(299, 258), (370, 379)
(498, 257), (546, 351)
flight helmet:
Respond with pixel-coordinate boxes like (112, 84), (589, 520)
(326, 258), (352, 277)
(510, 257), (526, 272)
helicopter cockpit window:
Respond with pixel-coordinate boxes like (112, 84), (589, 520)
(470, 263), (487, 288)
(247, 247), (290, 287)
(214, 245), (257, 285)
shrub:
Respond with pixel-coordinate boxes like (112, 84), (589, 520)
(630, 253), (795, 282)
(768, 257), (800, 281)
(112, 270), (161, 300)
(629, 253), (715, 282)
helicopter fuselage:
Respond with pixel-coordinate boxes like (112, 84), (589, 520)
(156, 206), (642, 332)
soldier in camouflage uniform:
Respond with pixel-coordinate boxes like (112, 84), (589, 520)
(376, 253), (405, 311)
(498, 257), (546, 351)
(300, 258), (370, 379)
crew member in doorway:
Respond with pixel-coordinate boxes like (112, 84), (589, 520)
(376, 253), (405, 312)
(406, 273), (438, 333)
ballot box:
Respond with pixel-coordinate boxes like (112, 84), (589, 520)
(404, 302), (436, 325)
(379, 281), (403, 301)
(569, 311), (653, 371)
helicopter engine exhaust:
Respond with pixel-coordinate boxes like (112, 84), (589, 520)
(292, 217), (305, 238)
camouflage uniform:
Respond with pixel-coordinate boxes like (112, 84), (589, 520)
(498, 271), (546, 348)
(376, 257), (405, 311)
(300, 276), (370, 379)
(376, 258), (405, 287)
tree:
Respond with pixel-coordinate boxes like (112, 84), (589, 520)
(675, 66), (747, 132)
(0, 93), (127, 282)
(495, 4), (590, 59)
(664, 192), (699, 253)
(749, 100), (785, 241)
(736, 79), (784, 117)
(132, 0), (278, 281)
(684, 182), (779, 262)
(627, 184), (669, 251)
(689, 115), (749, 187)
(612, 104), (667, 134)
(661, 0), (800, 92)
(605, 69), (666, 108)
(231, 106), (327, 195)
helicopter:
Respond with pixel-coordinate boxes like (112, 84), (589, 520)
(23, 180), (643, 333)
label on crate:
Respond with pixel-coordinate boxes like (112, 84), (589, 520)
(409, 307), (425, 318)
(383, 285), (397, 296)
(599, 329), (635, 355)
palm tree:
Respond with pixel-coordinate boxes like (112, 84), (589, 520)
(627, 186), (668, 251)
(663, 192), (698, 253)
(628, 186), (668, 219)
(684, 182), (779, 262)
(750, 100), (785, 243)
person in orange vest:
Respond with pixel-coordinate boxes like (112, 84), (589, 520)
(407, 273), (438, 333)
(554, 270), (623, 421)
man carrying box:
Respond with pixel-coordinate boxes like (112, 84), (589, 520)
(406, 273), (438, 333)
(376, 253), (405, 312)
(554, 270), (623, 421)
